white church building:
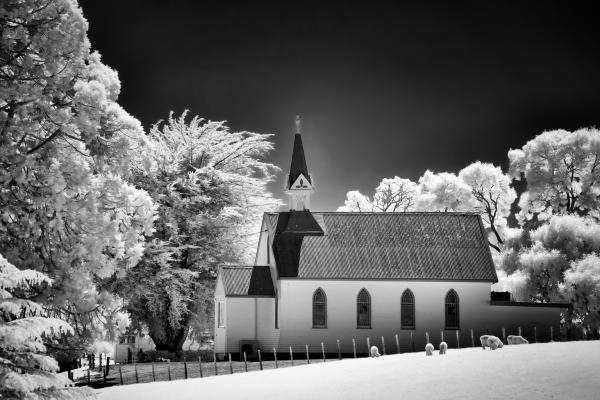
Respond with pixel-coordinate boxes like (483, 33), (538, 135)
(214, 119), (567, 358)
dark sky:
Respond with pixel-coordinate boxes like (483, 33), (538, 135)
(80, 1), (600, 211)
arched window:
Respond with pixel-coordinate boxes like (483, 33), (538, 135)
(401, 289), (415, 329)
(445, 290), (459, 329)
(312, 288), (327, 328)
(357, 288), (371, 328)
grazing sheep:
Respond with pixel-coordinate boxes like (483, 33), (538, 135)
(479, 335), (489, 350)
(370, 345), (381, 357)
(425, 343), (434, 356)
(439, 341), (448, 355)
(480, 335), (504, 350)
(507, 335), (529, 345)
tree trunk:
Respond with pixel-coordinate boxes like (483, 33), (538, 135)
(149, 324), (190, 352)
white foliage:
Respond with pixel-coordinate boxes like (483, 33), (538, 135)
(338, 177), (417, 212)
(508, 127), (600, 222)
(415, 170), (474, 212)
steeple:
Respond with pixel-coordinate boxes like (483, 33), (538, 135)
(285, 116), (314, 210)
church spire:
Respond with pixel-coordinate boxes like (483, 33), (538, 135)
(285, 116), (314, 210)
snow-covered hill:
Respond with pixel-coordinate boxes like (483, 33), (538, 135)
(97, 341), (600, 400)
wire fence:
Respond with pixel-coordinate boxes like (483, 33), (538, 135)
(75, 324), (596, 388)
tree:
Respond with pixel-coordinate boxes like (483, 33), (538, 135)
(414, 170), (474, 212)
(508, 128), (600, 224)
(562, 254), (600, 329)
(494, 215), (600, 330)
(0, 0), (156, 349)
(116, 112), (280, 351)
(337, 177), (417, 212)
(0, 254), (94, 400)
(458, 162), (517, 250)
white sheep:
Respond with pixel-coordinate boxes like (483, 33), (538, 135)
(370, 345), (381, 357)
(507, 335), (529, 345)
(425, 343), (434, 356)
(480, 335), (504, 350)
(439, 341), (448, 355)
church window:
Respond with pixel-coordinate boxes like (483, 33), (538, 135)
(401, 289), (415, 329)
(445, 290), (459, 329)
(217, 301), (225, 328)
(357, 288), (371, 328)
(312, 288), (327, 328)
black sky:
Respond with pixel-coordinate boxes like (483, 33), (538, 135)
(80, 1), (600, 211)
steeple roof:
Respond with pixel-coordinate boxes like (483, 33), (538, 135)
(288, 133), (311, 188)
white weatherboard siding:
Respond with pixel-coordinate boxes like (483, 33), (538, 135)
(256, 297), (280, 351)
(272, 279), (563, 352)
(223, 298), (256, 353)
(213, 277), (226, 353)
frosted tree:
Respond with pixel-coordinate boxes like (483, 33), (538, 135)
(415, 170), (475, 212)
(508, 128), (600, 224)
(0, 0), (156, 349)
(337, 177), (417, 212)
(458, 162), (517, 250)
(0, 254), (94, 400)
(114, 112), (281, 351)
(562, 254), (600, 328)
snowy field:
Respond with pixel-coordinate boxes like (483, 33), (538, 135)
(97, 341), (600, 400)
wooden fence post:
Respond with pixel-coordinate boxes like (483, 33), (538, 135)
(87, 369), (90, 383)
(244, 351), (248, 372)
(321, 342), (326, 362)
(425, 331), (429, 344)
(470, 329), (475, 348)
(258, 349), (263, 370)
(184, 357), (188, 379)
(381, 336), (386, 355)
(518, 326), (522, 337)
(502, 327), (506, 344)
(198, 356), (203, 378)
(395, 334), (400, 354)
(410, 332), (415, 352)
(337, 339), (341, 360)
(152, 362), (156, 382)
(305, 344), (310, 364)
(550, 326), (554, 342)
(106, 357), (110, 375)
(534, 326), (537, 343)
(440, 331), (444, 343)
(167, 364), (171, 381)
(228, 353), (233, 374)
(366, 337), (370, 354)
(119, 365), (123, 385)
(273, 348), (278, 368)
(352, 339), (357, 358)
(213, 352), (218, 376)
(289, 346), (294, 366)
(456, 330), (460, 349)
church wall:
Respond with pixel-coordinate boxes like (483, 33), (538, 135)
(256, 296), (281, 351)
(213, 277), (227, 354)
(484, 304), (564, 342)
(272, 279), (562, 353)
(222, 297), (256, 354)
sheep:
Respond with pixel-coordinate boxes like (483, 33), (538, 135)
(439, 341), (448, 355)
(507, 335), (529, 345)
(425, 343), (434, 356)
(480, 335), (504, 350)
(370, 345), (381, 357)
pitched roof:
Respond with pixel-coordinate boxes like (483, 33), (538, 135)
(220, 266), (275, 296)
(288, 134), (311, 187)
(267, 212), (498, 282)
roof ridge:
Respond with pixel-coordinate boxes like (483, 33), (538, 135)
(264, 211), (483, 216)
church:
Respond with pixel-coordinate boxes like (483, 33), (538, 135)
(214, 118), (567, 358)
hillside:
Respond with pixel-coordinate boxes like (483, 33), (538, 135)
(97, 341), (600, 400)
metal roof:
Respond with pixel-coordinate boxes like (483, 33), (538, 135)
(266, 212), (498, 282)
(220, 266), (275, 296)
